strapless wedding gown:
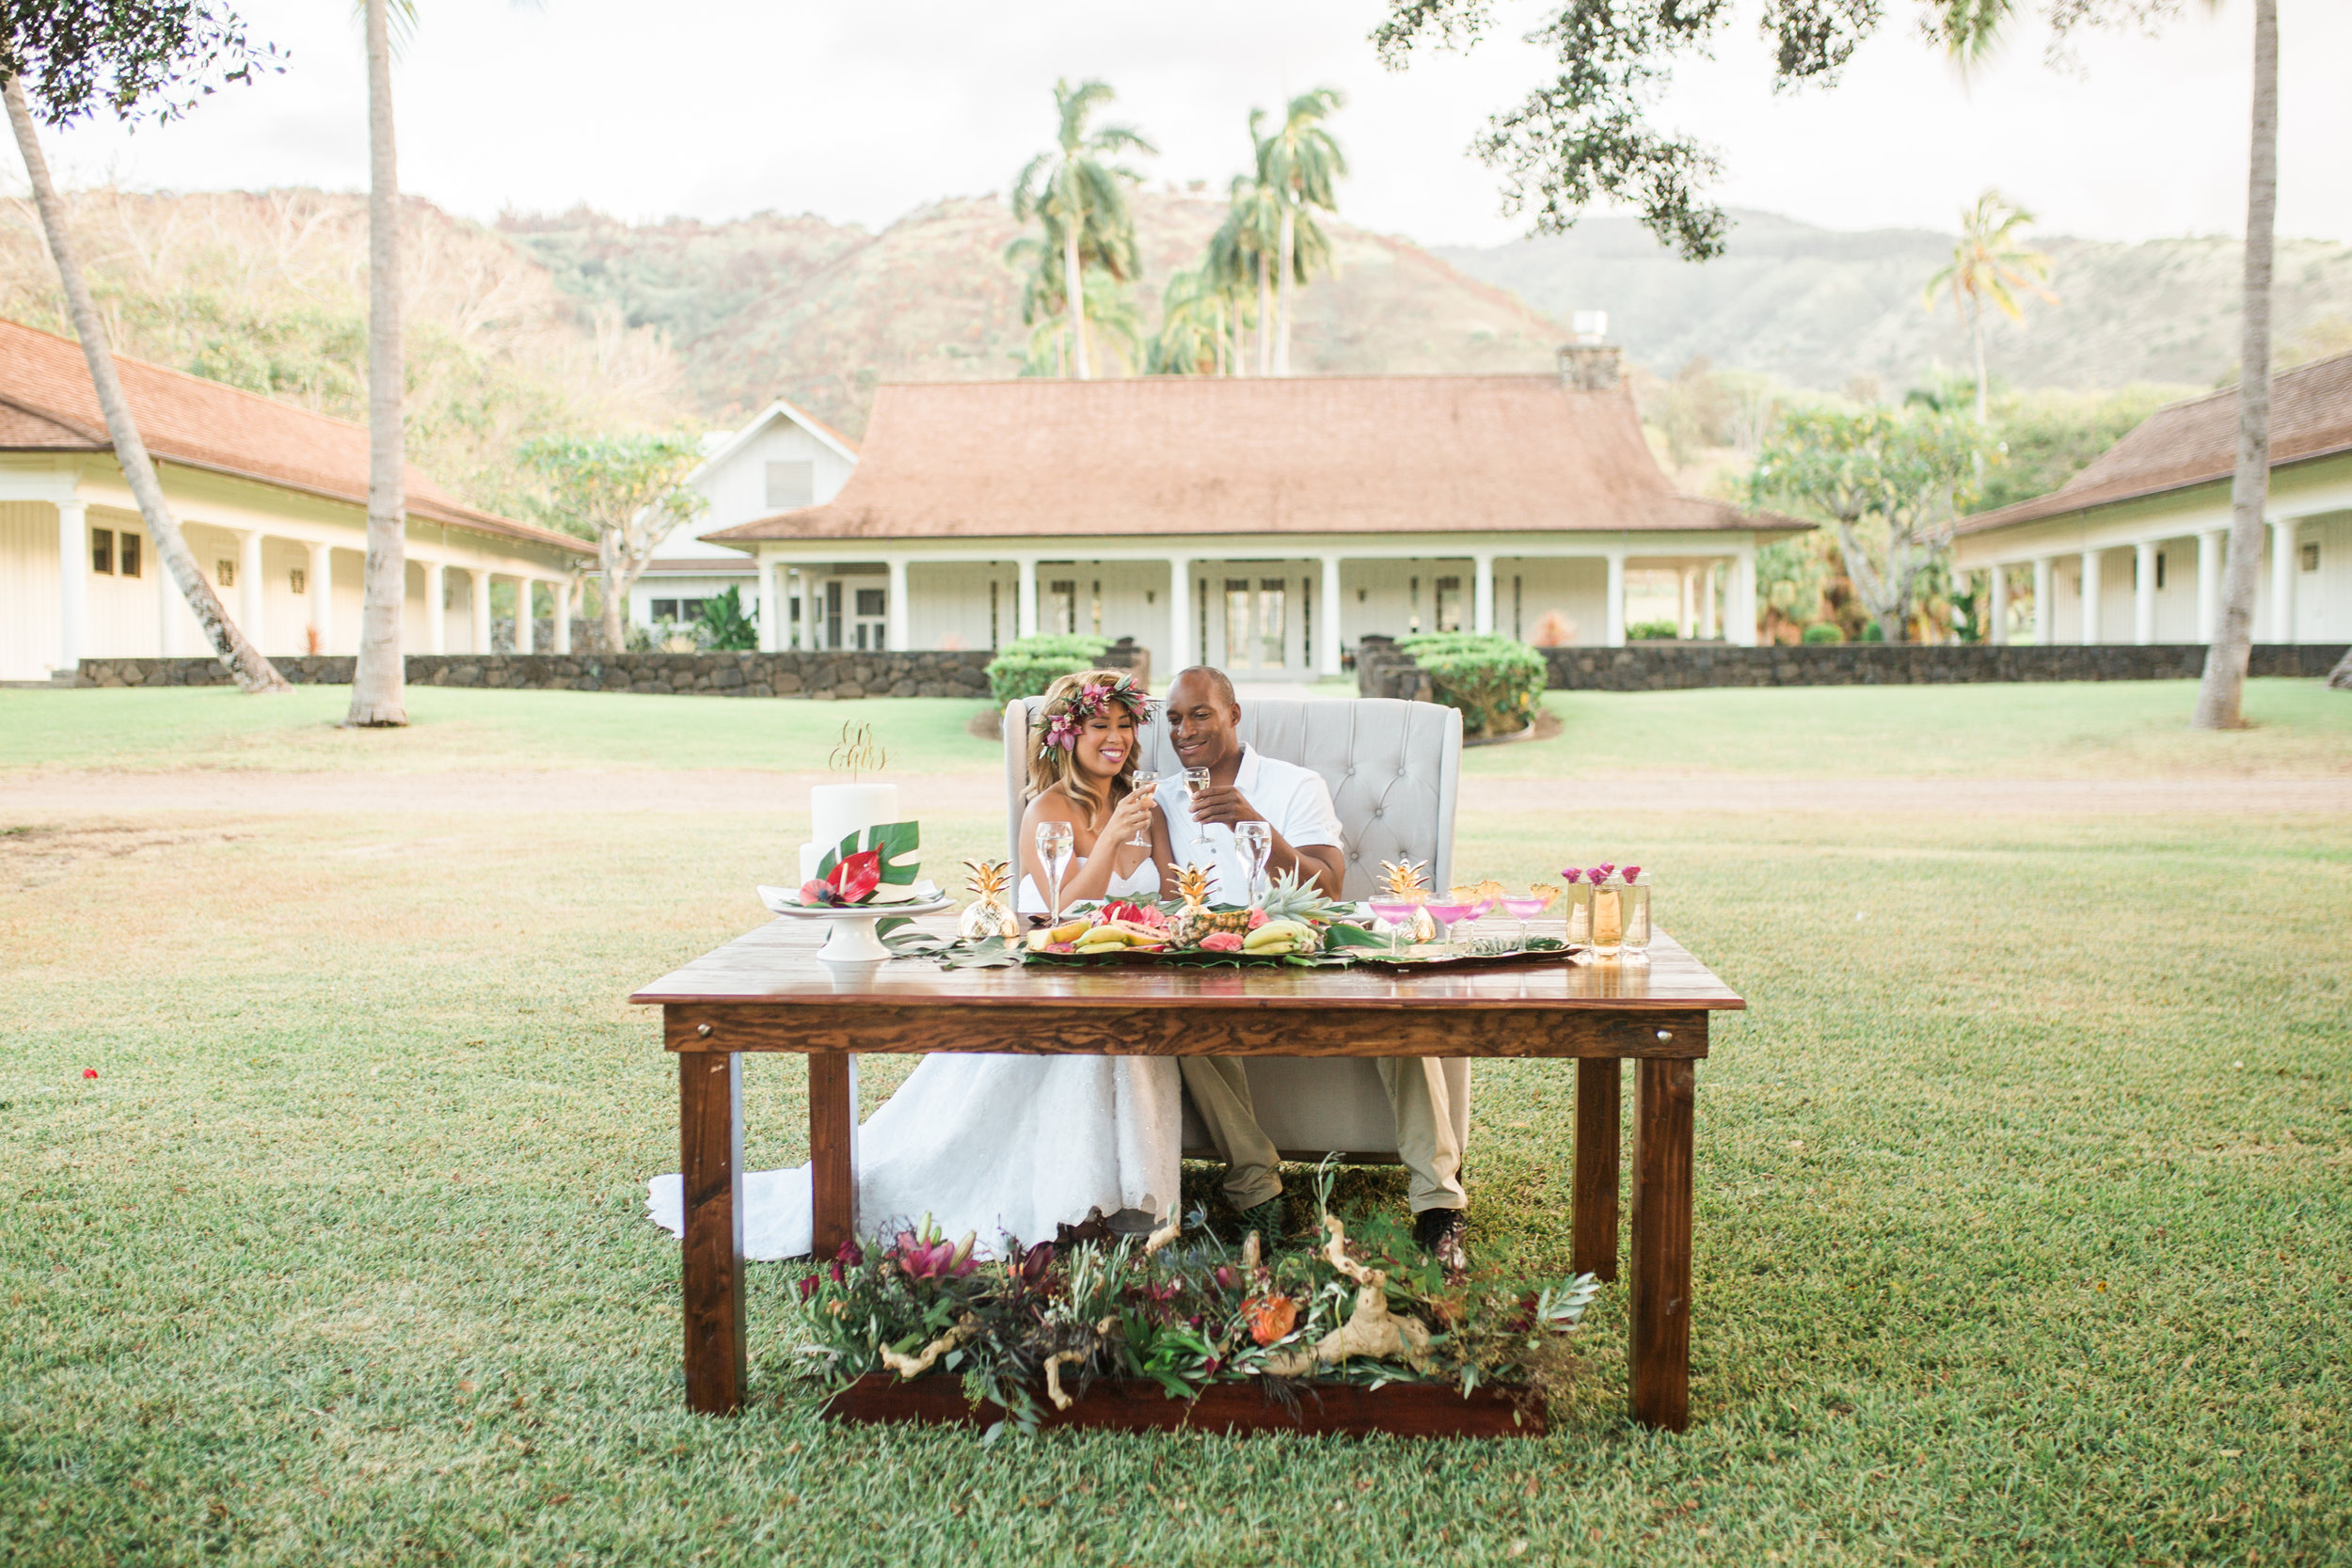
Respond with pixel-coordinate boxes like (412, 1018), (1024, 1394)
(645, 859), (1179, 1259)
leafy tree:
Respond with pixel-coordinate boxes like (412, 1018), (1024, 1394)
(1009, 79), (1153, 381)
(1924, 190), (2056, 423)
(1256, 87), (1347, 376)
(1749, 406), (1988, 644)
(1974, 385), (2189, 513)
(518, 433), (707, 653)
(1149, 265), (1233, 376)
(0, 0), (288, 692)
(1008, 246), (1142, 377)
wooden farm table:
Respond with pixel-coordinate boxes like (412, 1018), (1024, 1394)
(630, 918), (1745, 1431)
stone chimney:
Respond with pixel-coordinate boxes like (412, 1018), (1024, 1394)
(1558, 311), (1620, 390)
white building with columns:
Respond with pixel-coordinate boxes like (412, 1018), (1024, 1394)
(1957, 349), (2352, 647)
(705, 368), (1802, 673)
(0, 318), (590, 682)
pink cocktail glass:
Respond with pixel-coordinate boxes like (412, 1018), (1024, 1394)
(1420, 900), (1474, 958)
(1366, 899), (1421, 958)
(1500, 895), (1551, 948)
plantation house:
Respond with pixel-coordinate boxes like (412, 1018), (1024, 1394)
(1958, 349), (2352, 645)
(632, 399), (858, 635)
(0, 319), (588, 683)
(705, 356), (1804, 674)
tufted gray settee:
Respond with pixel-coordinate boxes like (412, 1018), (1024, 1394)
(1005, 695), (1470, 1163)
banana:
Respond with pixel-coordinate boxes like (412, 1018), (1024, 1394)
(1244, 920), (1312, 950)
(1047, 918), (1093, 943)
(1074, 940), (1130, 955)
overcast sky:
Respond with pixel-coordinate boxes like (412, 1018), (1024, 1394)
(14, 0), (2348, 250)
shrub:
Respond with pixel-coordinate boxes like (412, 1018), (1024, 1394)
(1397, 632), (1548, 740)
(1801, 622), (1846, 644)
(984, 634), (1113, 706)
(1626, 619), (1681, 641)
(695, 587), (758, 652)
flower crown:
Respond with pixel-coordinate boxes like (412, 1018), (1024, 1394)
(1040, 674), (1152, 758)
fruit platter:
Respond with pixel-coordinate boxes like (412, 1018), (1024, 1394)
(1021, 865), (1367, 966)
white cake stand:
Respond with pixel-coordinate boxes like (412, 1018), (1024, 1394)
(757, 886), (954, 965)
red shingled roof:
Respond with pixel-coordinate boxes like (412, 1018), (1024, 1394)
(1962, 349), (2352, 534)
(0, 316), (588, 556)
(707, 373), (1802, 544)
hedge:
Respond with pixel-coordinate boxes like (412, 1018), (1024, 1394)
(983, 634), (1116, 706)
(1396, 632), (1548, 740)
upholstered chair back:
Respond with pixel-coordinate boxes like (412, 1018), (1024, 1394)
(1004, 694), (1470, 1164)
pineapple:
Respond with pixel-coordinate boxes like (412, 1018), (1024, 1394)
(1250, 868), (1337, 953)
(1166, 864), (1220, 947)
(958, 859), (1020, 941)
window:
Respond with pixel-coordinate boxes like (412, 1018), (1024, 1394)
(2154, 553), (2166, 590)
(855, 588), (885, 618)
(1434, 575), (1463, 633)
(765, 460), (815, 511)
(2303, 542), (2321, 572)
(1090, 578), (1102, 637)
(119, 532), (140, 578)
(652, 598), (679, 621)
(1048, 579), (1077, 636)
(1407, 576), (1421, 635)
(1513, 575), (1523, 639)
(852, 586), (886, 651)
(1224, 578), (1250, 665)
(216, 559), (236, 589)
(1197, 578), (1209, 665)
(989, 579), (1000, 649)
(1258, 578), (1286, 667)
(290, 568), (307, 595)
(91, 528), (114, 575)
(824, 580), (844, 648)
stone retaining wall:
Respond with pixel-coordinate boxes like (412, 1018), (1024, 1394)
(1535, 642), (2348, 689)
(73, 650), (999, 698)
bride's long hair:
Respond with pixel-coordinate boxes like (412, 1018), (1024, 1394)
(1024, 668), (1152, 830)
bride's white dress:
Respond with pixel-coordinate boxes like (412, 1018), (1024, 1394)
(645, 858), (1177, 1259)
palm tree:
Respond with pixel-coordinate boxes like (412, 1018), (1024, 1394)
(1009, 79), (1153, 381)
(1216, 167), (1283, 377)
(1922, 190), (2055, 423)
(2, 83), (287, 693)
(1150, 266), (1230, 375)
(1007, 232), (1145, 377)
(1257, 87), (1347, 376)
(345, 0), (408, 726)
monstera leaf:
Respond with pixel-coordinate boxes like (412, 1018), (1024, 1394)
(815, 821), (922, 888)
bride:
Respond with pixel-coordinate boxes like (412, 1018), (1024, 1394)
(646, 669), (1184, 1259)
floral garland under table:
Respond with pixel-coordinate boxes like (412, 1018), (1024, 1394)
(630, 915), (1745, 1433)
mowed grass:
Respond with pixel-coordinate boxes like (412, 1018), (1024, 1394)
(4, 676), (2346, 781)
(4, 771), (2348, 1564)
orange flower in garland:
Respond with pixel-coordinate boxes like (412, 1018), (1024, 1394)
(1244, 1293), (1299, 1346)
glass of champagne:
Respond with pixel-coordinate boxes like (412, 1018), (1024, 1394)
(1233, 821), (1272, 905)
(1127, 770), (1157, 849)
(1183, 767), (1213, 849)
(1036, 821), (1074, 922)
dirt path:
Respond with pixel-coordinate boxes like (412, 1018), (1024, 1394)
(2, 768), (2344, 819)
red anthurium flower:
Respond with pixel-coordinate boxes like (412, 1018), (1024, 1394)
(81, 1068), (98, 1080)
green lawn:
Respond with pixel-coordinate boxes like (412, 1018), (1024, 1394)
(3, 687), (2349, 1565)
(4, 677), (2345, 780)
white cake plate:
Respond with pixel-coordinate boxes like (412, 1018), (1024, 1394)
(756, 885), (954, 965)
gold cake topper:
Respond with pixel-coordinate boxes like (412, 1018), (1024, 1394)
(829, 721), (886, 783)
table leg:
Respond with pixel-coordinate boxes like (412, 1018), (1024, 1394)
(809, 1053), (859, 1259)
(679, 1050), (745, 1415)
(1629, 1057), (1694, 1432)
(1572, 1058), (1621, 1282)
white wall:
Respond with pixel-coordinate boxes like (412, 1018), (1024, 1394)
(2295, 512), (2350, 641)
(0, 500), (59, 679)
(659, 411), (854, 561)
(1502, 557), (1611, 646)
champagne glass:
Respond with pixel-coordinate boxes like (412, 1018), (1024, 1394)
(1367, 895), (1421, 958)
(1127, 770), (1157, 849)
(1036, 821), (1074, 922)
(1233, 821), (1272, 905)
(1500, 892), (1552, 949)
(1183, 767), (1214, 849)
(1420, 898), (1474, 958)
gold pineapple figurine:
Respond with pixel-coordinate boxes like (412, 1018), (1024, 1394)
(1167, 864), (1219, 947)
(1378, 859), (1438, 944)
(958, 858), (1020, 941)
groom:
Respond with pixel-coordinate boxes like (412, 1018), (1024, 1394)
(1157, 666), (1470, 1269)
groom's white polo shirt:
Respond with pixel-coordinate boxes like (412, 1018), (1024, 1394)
(1156, 745), (1344, 906)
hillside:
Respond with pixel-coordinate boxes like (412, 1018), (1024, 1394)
(501, 192), (1571, 436)
(1438, 209), (2352, 392)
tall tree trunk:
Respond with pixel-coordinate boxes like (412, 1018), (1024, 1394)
(1229, 289), (1246, 378)
(2328, 646), (2351, 689)
(346, 0), (408, 726)
(2193, 0), (2278, 732)
(600, 546), (628, 654)
(1255, 253), (1272, 377)
(2, 79), (288, 693)
(1276, 207), (1295, 376)
(1062, 215), (1091, 380)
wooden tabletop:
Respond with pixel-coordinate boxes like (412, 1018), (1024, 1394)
(634, 917), (1742, 1062)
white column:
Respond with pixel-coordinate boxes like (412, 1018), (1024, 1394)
(55, 499), (87, 673)
(308, 541), (335, 655)
(1604, 552), (1627, 647)
(1729, 546), (1758, 647)
(551, 578), (572, 655)
(2197, 529), (2225, 643)
(237, 531), (265, 648)
(1317, 554), (1343, 675)
(2033, 558), (2055, 645)
(757, 558), (780, 653)
(469, 567), (491, 654)
(1017, 557), (1040, 639)
(514, 578), (536, 654)
(1471, 551), (1495, 636)
(1167, 556), (1191, 674)
(885, 556), (910, 652)
(1677, 567), (1695, 639)
(2133, 540), (2158, 645)
(2079, 550), (2103, 645)
(2269, 519), (2296, 643)
(422, 562), (447, 654)
(1988, 565), (2009, 645)
(1699, 562), (1718, 640)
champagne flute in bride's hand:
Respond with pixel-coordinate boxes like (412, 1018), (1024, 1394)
(1037, 821), (1074, 922)
(1128, 771), (1157, 848)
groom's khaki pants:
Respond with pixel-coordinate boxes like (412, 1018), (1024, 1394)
(1180, 1057), (1469, 1215)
